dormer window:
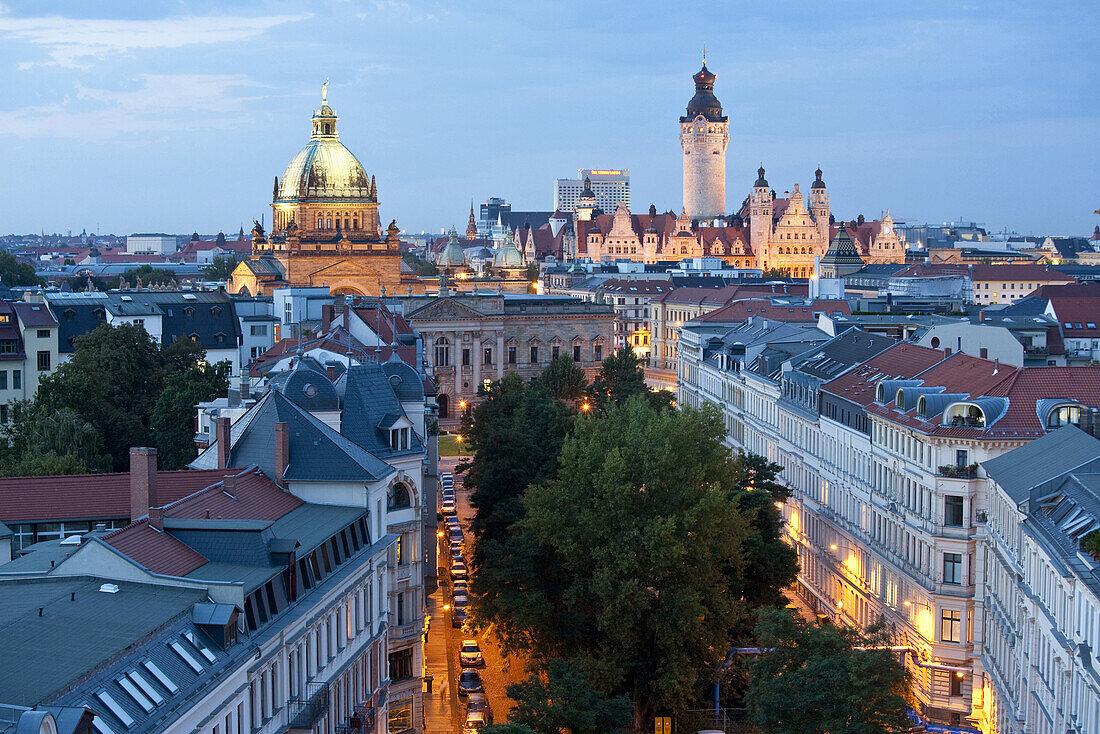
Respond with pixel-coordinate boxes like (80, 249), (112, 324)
(1047, 404), (1082, 428)
(945, 404), (986, 428)
(390, 426), (410, 450)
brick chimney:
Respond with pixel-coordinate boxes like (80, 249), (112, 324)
(321, 304), (334, 332)
(129, 447), (158, 524)
(216, 416), (231, 469)
(275, 422), (290, 487)
(326, 364), (336, 382)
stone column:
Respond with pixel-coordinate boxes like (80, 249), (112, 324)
(496, 333), (505, 379)
(471, 329), (480, 400)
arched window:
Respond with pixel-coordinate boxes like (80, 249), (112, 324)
(388, 482), (412, 510)
(1048, 404), (1082, 428)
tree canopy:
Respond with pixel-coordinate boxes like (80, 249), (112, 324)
(746, 608), (912, 734)
(116, 264), (176, 288)
(151, 360), (231, 469)
(204, 255), (239, 281)
(507, 658), (631, 734)
(588, 345), (672, 411)
(471, 396), (798, 728)
(0, 250), (43, 286)
(3, 323), (226, 473)
(537, 354), (587, 402)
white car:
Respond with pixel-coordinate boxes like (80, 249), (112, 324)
(459, 639), (484, 667)
(451, 560), (468, 579)
(453, 592), (468, 608)
(463, 709), (490, 732)
(441, 499), (457, 515)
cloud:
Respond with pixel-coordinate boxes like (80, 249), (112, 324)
(0, 74), (265, 141)
(0, 11), (309, 68)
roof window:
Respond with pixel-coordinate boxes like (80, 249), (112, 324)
(183, 630), (217, 663)
(142, 660), (178, 694)
(95, 690), (134, 727)
(169, 640), (204, 673)
(125, 670), (163, 704)
(117, 675), (155, 712)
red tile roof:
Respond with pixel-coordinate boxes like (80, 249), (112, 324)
(0, 469), (234, 523)
(822, 342), (947, 407)
(1047, 298), (1100, 337)
(164, 468), (302, 521)
(979, 366), (1100, 437)
(699, 299), (850, 323)
(103, 521), (208, 577)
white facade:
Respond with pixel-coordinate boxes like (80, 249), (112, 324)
(553, 169), (630, 214)
(126, 234), (177, 255)
(681, 116), (728, 220)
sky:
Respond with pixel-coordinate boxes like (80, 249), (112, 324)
(0, 1), (1096, 237)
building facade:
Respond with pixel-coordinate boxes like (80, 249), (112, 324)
(680, 64), (729, 220)
(229, 88), (405, 298)
(554, 169), (630, 216)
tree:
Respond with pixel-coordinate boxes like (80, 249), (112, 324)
(746, 608), (912, 734)
(0, 250), (43, 286)
(151, 360), (230, 469)
(401, 252), (438, 276)
(761, 268), (788, 279)
(588, 345), (671, 410)
(508, 658), (631, 734)
(482, 726), (536, 734)
(525, 262), (539, 281)
(204, 255), (239, 281)
(0, 405), (110, 476)
(215, 232), (227, 247)
(34, 324), (197, 470)
(538, 354), (587, 402)
(116, 264), (176, 287)
(482, 398), (796, 729)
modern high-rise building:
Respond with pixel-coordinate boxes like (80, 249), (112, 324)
(554, 169), (630, 215)
(680, 63), (729, 220)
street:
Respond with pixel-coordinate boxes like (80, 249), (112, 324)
(422, 455), (524, 732)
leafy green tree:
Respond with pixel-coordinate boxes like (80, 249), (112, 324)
(401, 252), (438, 276)
(761, 267), (789, 279)
(457, 373), (574, 566)
(538, 354), (587, 402)
(116, 264), (176, 287)
(151, 361), (230, 469)
(746, 608), (912, 734)
(482, 726), (536, 734)
(204, 255), (239, 281)
(587, 345), (671, 410)
(215, 232), (226, 247)
(35, 324), (193, 470)
(2, 450), (92, 477)
(525, 262), (539, 281)
(483, 398), (793, 728)
(0, 405), (110, 476)
(508, 658), (631, 734)
(0, 250), (43, 286)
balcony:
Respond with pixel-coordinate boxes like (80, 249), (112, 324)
(937, 464), (978, 479)
(389, 622), (421, 641)
(287, 682), (329, 731)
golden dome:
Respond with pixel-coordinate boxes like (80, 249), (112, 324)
(275, 90), (374, 203)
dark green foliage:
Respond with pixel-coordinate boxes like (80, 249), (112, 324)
(525, 262), (539, 281)
(402, 252), (439, 276)
(587, 345), (672, 411)
(116, 264), (176, 287)
(482, 725), (536, 734)
(507, 658), (631, 734)
(0, 404), (110, 475)
(204, 255), (239, 281)
(151, 361), (230, 469)
(215, 232), (226, 247)
(8, 323), (218, 473)
(0, 250), (43, 286)
(746, 608), (912, 734)
(538, 354), (587, 402)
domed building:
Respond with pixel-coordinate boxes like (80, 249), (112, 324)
(229, 85), (407, 297)
(435, 227), (469, 274)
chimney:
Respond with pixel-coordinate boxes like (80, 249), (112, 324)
(149, 505), (163, 532)
(326, 364), (336, 382)
(129, 447), (158, 523)
(979, 310), (986, 323)
(239, 373), (250, 401)
(275, 422), (290, 487)
(222, 470), (237, 495)
(321, 304), (334, 331)
(216, 417), (231, 469)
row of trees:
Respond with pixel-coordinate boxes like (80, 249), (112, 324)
(461, 346), (911, 733)
(0, 322), (228, 475)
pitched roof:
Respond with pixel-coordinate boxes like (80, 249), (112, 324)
(338, 364), (424, 460)
(699, 299), (849, 324)
(12, 301), (58, 327)
(822, 342), (947, 407)
(0, 469), (235, 524)
(982, 424), (1100, 502)
(1047, 298), (1100, 336)
(102, 521), (209, 577)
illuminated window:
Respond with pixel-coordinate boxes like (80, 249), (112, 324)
(940, 609), (961, 643)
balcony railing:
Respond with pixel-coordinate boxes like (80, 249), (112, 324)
(287, 682), (329, 730)
(389, 622), (421, 641)
(937, 464), (978, 479)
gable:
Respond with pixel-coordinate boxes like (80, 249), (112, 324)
(406, 297), (485, 321)
(306, 259), (382, 279)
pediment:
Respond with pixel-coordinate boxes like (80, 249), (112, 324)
(407, 297), (485, 321)
(307, 259), (380, 278)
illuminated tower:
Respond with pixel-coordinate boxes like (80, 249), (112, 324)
(680, 60), (729, 220)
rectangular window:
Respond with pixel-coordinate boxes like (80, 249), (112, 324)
(943, 552), (962, 584)
(552, 345), (560, 359)
(461, 348), (470, 366)
(941, 609), (961, 643)
(594, 344), (603, 361)
(573, 345), (582, 362)
(530, 346), (538, 363)
(483, 347), (492, 365)
(944, 496), (964, 527)
(37, 350), (51, 371)
(950, 672), (963, 697)
(0, 371), (7, 390)
(388, 648), (414, 681)
(508, 346), (516, 364)
(36, 329), (50, 338)
(13, 371), (20, 390)
(250, 324), (267, 336)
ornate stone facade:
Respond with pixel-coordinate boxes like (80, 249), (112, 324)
(681, 63), (729, 220)
(229, 88), (405, 297)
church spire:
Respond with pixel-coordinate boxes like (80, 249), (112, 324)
(466, 201), (478, 239)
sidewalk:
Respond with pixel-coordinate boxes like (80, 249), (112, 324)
(422, 581), (459, 733)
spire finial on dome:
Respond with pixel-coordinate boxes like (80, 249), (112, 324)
(702, 45), (707, 65)
(322, 78), (328, 105)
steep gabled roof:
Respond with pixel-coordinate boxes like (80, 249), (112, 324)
(983, 424), (1100, 503)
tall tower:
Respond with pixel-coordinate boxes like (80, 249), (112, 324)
(680, 61), (729, 220)
(809, 167), (830, 245)
(750, 166), (773, 267)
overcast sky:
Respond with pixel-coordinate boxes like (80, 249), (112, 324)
(0, 0), (1096, 237)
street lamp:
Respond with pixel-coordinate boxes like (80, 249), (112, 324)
(581, 402), (590, 412)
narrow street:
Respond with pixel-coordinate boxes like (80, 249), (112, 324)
(422, 455), (524, 732)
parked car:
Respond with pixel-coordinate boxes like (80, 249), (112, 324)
(459, 639), (484, 667)
(465, 691), (491, 716)
(451, 560), (468, 579)
(453, 592), (468, 608)
(457, 669), (484, 697)
(442, 499), (457, 515)
(462, 709), (490, 733)
(452, 580), (468, 595)
(452, 607), (468, 628)
(448, 526), (463, 542)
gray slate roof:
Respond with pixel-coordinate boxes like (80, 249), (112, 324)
(982, 424), (1100, 503)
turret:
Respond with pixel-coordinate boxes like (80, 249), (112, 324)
(809, 167), (830, 244)
(751, 166), (773, 266)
